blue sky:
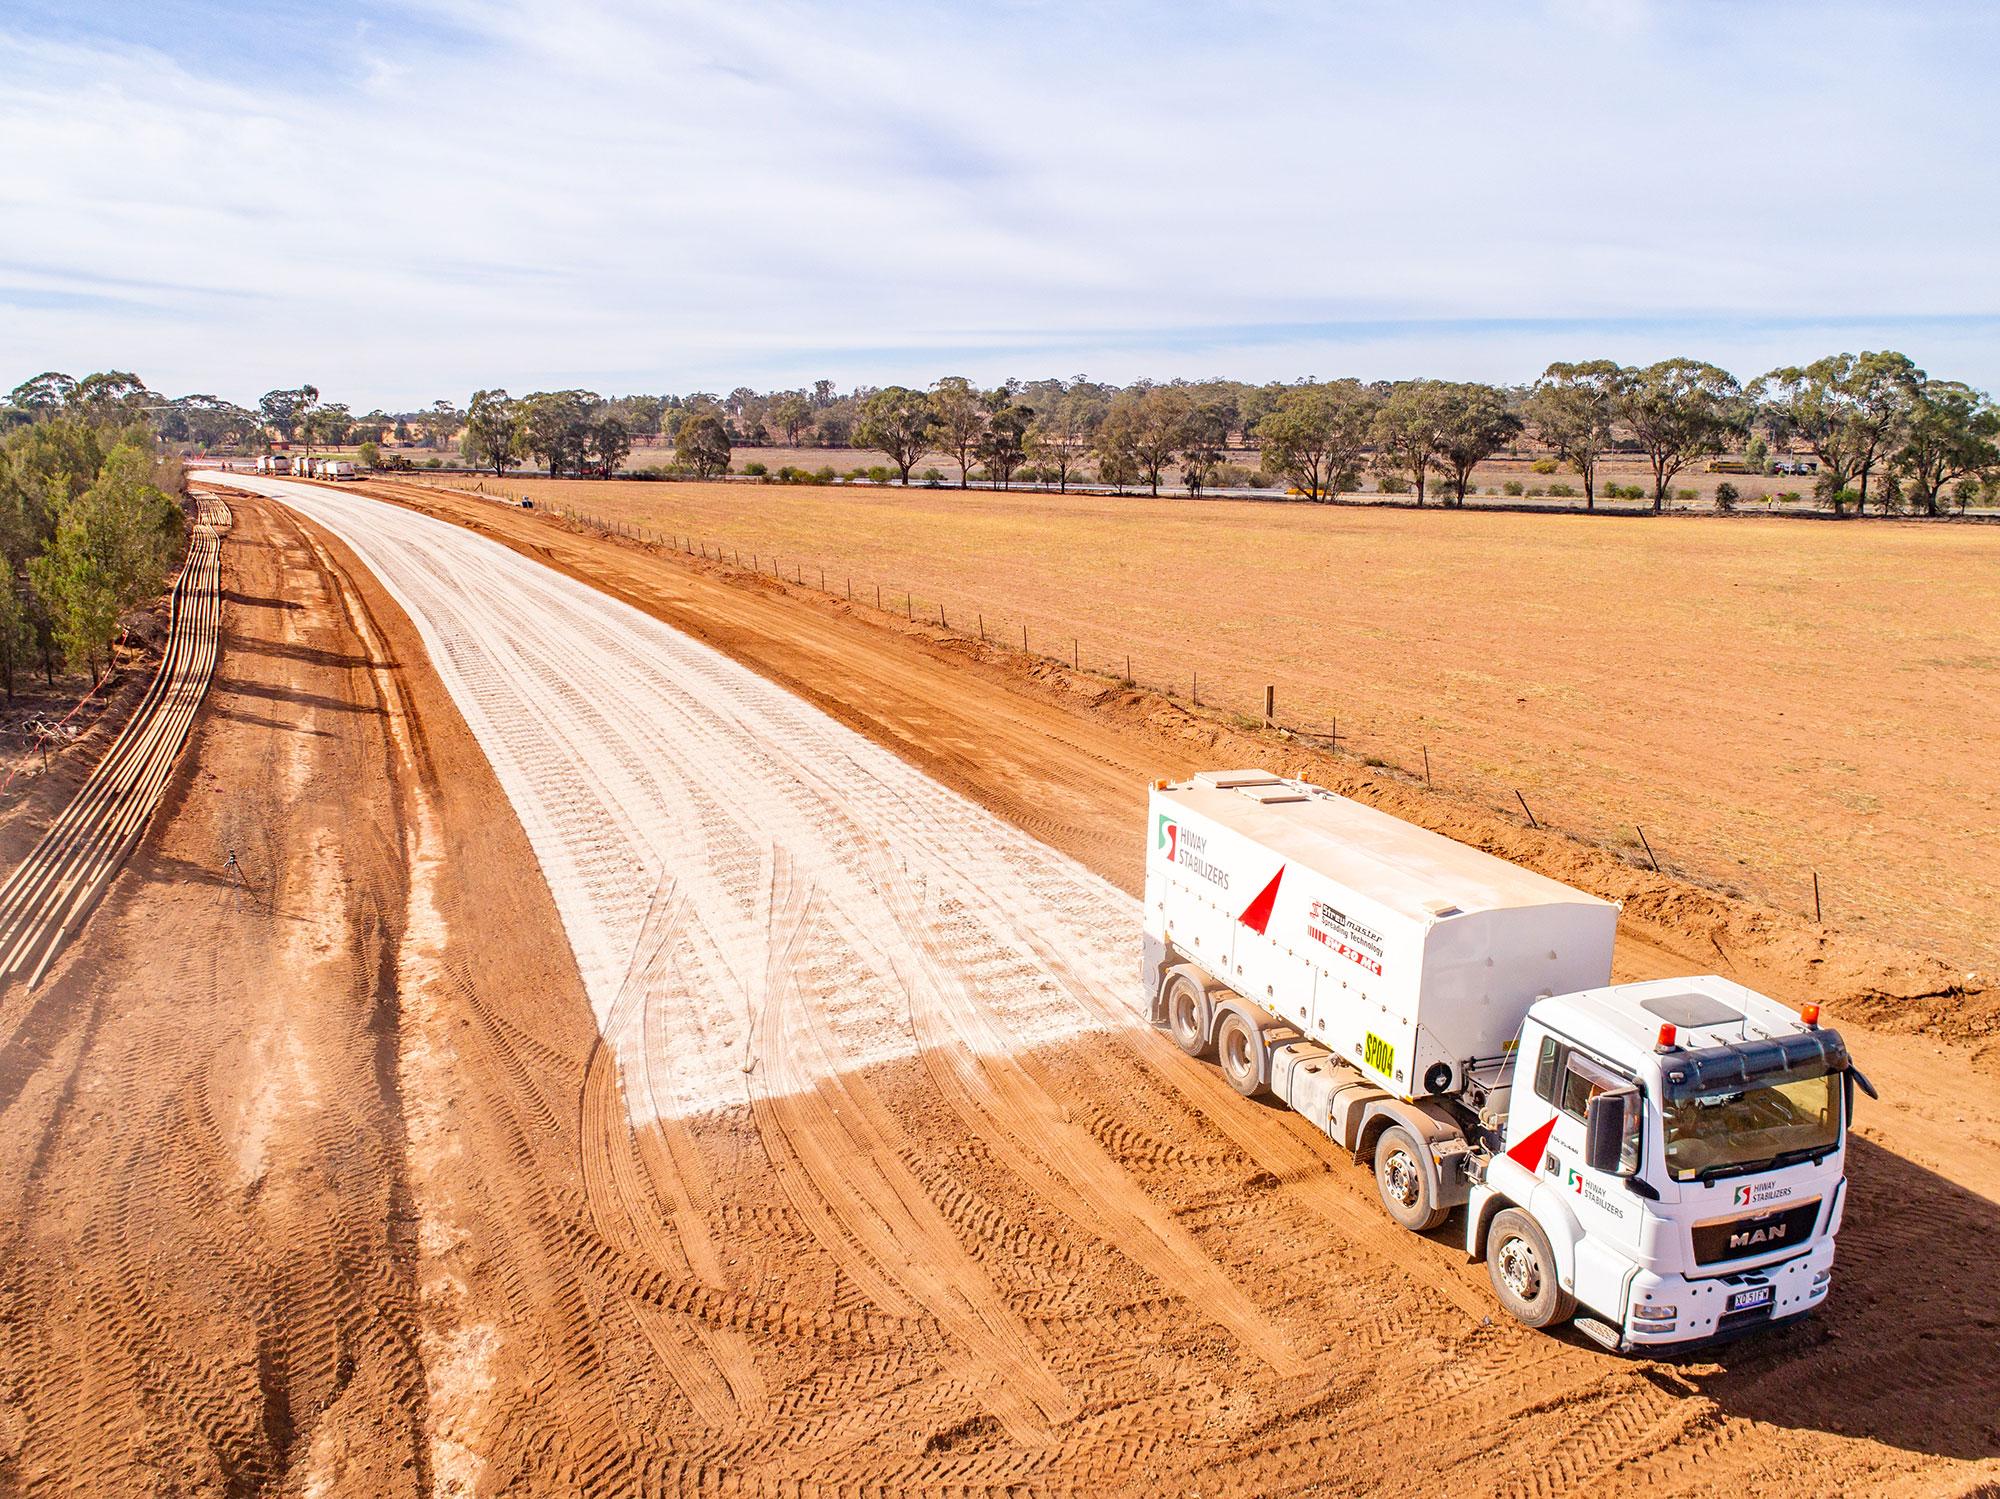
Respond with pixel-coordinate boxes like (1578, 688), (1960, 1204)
(2, 0), (1996, 407)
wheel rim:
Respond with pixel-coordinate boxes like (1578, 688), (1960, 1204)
(1173, 992), (1198, 1042)
(1497, 1235), (1542, 1300)
(1224, 1027), (1249, 1073)
(1382, 1149), (1421, 1210)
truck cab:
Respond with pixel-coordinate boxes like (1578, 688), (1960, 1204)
(1475, 975), (1862, 1349)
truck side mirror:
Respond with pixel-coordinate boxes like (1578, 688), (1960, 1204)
(1585, 1089), (1639, 1177)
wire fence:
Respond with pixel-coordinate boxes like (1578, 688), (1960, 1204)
(544, 500), (1837, 928)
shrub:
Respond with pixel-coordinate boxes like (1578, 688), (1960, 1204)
(1244, 470), (1276, 488)
(1715, 481), (1739, 512)
(1547, 482), (1576, 497)
(357, 440), (381, 469)
(815, 466), (836, 483)
(920, 467), (944, 485)
(743, 460), (768, 477)
(1779, 490), (1803, 504)
(1826, 487), (1862, 512)
(777, 465), (803, 482)
(1502, 480), (1524, 496)
(1953, 477), (1981, 511)
(1527, 486), (1546, 497)
(1530, 457), (1559, 475)
(846, 467), (869, 480)
(1606, 482), (1645, 500)
(1377, 474), (1409, 495)
(867, 465), (892, 483)
(424, 456), (443, 469)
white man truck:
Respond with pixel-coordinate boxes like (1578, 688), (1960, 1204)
(1143, 770), (1873, 1350)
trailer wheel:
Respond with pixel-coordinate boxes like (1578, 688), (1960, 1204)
(1373, 1127), (1449, 1232)
(1165, 975), (1211, 1057)
(1485, 1208), (1575, 1329)
(1214, 1011), (1264, 1096)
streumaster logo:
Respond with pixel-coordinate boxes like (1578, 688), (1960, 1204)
(1158, 816), (1230, 890)
(1306, 899), (1386, 977)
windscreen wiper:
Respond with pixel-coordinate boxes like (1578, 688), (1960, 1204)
(1697, 1158), (1775, 1183)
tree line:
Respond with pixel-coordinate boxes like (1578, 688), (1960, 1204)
(10, 353), (1997, 519)
(0, 373), (187, 696)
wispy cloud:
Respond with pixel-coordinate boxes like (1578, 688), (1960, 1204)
(2, 1), (1996, 405)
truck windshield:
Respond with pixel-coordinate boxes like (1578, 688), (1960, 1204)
(1662, 1072), (1840, 1181)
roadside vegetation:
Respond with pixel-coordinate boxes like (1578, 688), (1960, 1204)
(0, 373), (187, 694)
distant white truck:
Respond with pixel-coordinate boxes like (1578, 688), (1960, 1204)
(1143, 771), (1871, 1350)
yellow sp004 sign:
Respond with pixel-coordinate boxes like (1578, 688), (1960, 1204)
(1364, 1031), (1396, 1078)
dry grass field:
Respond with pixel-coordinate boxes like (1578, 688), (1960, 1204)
(420, 475), (2000, 974)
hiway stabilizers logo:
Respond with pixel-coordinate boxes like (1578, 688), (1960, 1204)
(1734, 1180), (1795, 1209)
(1159, 815), (1231, 890)
(1566, 1165), (1631, 1220)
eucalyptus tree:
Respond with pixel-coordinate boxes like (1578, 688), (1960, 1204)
(1430, 383), (1523, 505)
(1256, 380), (1379, 500)
(1527, 360), (1621, 507)
(854, 387), (936, 485)
(1617, 359), (1744, 512)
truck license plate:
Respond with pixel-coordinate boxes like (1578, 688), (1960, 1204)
(1728, 1286), (1772, 1313)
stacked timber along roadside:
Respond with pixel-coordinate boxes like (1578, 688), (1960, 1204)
(0, 496), (231, 988)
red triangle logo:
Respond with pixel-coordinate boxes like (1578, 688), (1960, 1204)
(1238, 866), (1284, 935)
(1505, 1114), (1557, 1173)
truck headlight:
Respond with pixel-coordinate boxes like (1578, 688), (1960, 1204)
(1635, 1302), (1677, 1320)
(1632, 1316), (1677, 1334)
(1810, 1270), (1831, 1295)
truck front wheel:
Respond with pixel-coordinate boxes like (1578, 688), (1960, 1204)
(1215, 1011), (1264, 1096)
(1373, 1127), (1449, 1232)
(1165, 975), (1211, 1058)
(1485, 1208), (1576, 1330)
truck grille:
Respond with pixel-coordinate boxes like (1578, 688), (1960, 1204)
(1690, 1200), (1821, 1266)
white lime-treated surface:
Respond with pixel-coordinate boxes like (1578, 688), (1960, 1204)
(214, 475), (1145, 1123)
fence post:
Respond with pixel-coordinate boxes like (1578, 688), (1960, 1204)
(1263, 684), (1275, 724)
(1423, 745), (1431, 786)
(1636, 825), (1660, 871)
(1073, 639), (1079, 670)
(1023, 625), (1029, 652)
(1515, 790), (1539, 828)
(1193, 670), (1199, 706)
